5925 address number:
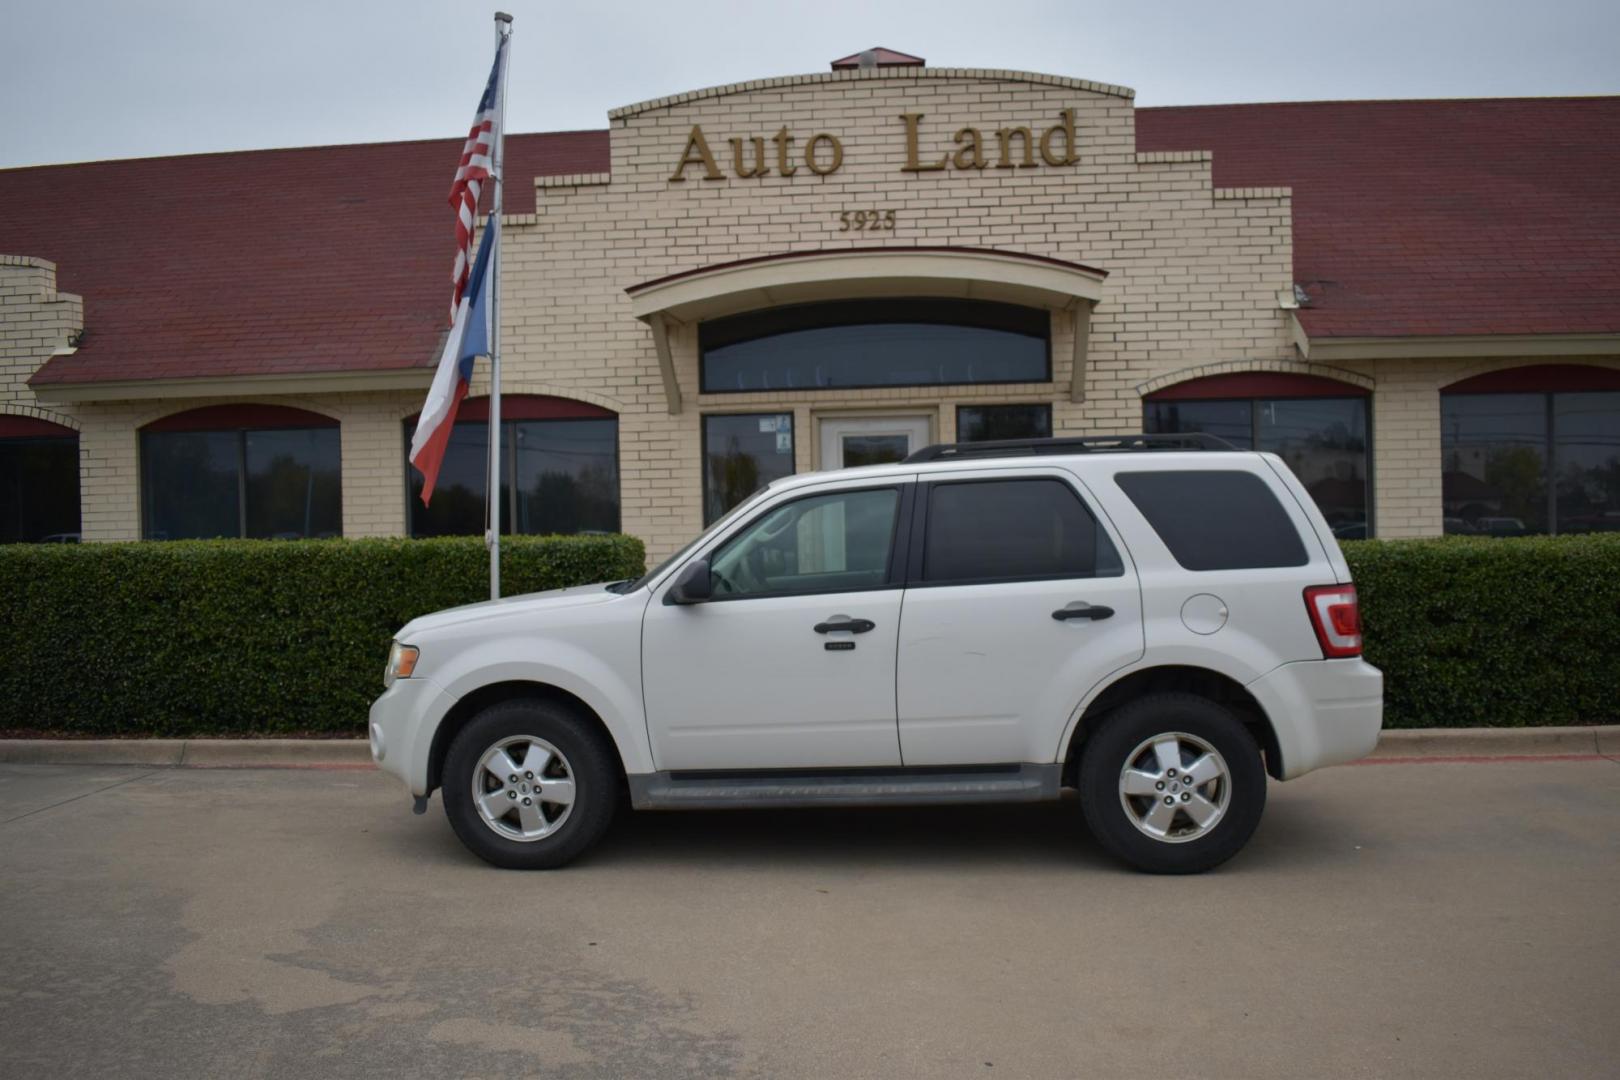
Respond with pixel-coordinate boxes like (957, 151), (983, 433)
(838, 209), (897, 231)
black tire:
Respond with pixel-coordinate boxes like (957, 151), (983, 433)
(1078, 693), (1266, 874)
(442, 698), (618, 869)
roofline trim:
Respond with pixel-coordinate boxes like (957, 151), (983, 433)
(625, 247), (1108, 324)
(29, 366), (433, 404)
(1292, 315), (1620, 361)
(608, 67), (1134, 121)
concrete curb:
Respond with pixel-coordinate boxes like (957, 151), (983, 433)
(0, 739), (371, 767)
(1371, 726), (1615, 759)
(1, 727), (1615, 768)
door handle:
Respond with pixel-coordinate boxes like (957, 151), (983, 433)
(814, 616), (876, 634)
(1052, 603), (1114, 622)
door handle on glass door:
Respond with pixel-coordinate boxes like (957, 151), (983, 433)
(1052, 603), (1114, 621)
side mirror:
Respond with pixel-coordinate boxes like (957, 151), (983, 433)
(666, 559), (713, 605)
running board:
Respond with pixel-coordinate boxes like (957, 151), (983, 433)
(627, 764), (1061, 810)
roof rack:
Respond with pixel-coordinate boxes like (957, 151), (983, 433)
(902, 433), (1238, 463)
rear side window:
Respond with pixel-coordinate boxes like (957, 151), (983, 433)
(922, 478), (1123, 584)
(1115, 470), (1308, 570)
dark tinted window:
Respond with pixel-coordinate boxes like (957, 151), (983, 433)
(700, 299), (1050, 393)
(703, 413), (794, 524)
(406, 418), (620, 537)
(245, 429), (343, 539)
(1441, 390), (1620, 536)
(957, 404), (1053, 442)
(0, 436), (80, 542)
(143, 427), (341, 540)
(1115, 470), (1308, 570)
(922, 478), (1121, 584)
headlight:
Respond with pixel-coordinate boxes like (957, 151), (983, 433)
(384, 641), (420, 687)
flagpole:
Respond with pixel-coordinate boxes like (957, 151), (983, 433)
(487, 11), (513, 600)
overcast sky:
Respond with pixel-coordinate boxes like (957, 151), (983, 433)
(2, 0), (1617, 169)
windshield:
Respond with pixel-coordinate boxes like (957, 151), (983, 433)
(607, 486), (773, 594)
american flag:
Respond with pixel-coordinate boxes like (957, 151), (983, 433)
(447, 36), (509, 325)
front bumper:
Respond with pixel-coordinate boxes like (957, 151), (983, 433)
(1247, 658), (1383, 780)
(369, 676), (454, 796)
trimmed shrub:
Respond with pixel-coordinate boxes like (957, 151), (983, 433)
(0, 535), (644, 737)
(1, 532), (1614, 736)
(1344, 534), (1620, 728)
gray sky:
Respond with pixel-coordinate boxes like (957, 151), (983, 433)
(3, 0), (1617, 169)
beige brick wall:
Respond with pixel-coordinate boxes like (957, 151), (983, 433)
(503, 70), (1298, 561)
(5, 70), (1616, 555)
(1, 255), (82, 423)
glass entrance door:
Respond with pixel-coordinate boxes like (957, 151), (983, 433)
(818, 416), (932, 469)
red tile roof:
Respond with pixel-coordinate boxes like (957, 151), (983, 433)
(1136, 97), (1620, 339)
(5, 96), (1616, 389)
(10, 131), (607, 386)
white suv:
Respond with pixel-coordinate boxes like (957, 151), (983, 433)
(370, 435), (1382, 873)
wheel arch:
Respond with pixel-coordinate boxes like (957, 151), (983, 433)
(1061, 665), (1284, 784)
(427, 680), (629, 795)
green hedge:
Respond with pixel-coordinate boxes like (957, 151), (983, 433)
(1344, 534), (1620, 728)
(1, 532), (1614, 736)
(0, 535), (644, 737)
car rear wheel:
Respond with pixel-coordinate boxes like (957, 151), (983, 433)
(442, 699), (618, 869)
(1079, 693), (1266, 874)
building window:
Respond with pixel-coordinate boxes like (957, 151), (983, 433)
(140, 406), (341, 540)
(957, 404), (1053, 442)
(404, 396), (619, 538)
(699, 299), (1050, 393)
(703, 413), (794, 524)
(1144, 373), (1371, 540)
(0, 416), (80, 542)
(1441, 366), (1620, 536)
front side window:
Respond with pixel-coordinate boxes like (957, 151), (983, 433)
(1442, 390), (1620, 535)
(709, 487), (901, 599)
(141, 414), (340, 540)
(0, 424), (80, 542)
(1147, 395), (1370, 539)
(406, 417), (619, 538)
(700, 299), (1050, 393)
(957, 404), (1053, 443)
(703, 413), (795, 525)
(922, 478), (1122, 584)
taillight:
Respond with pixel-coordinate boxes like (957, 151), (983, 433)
(1304, 584), (1362, 658)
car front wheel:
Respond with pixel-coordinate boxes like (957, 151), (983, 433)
(1079, 693), (1266, 874)
(442, 699), (618, 869)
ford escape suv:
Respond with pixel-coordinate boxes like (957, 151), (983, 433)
(370, 434), (1382, 873)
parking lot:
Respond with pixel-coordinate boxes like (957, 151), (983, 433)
(2, 756), (1616, 1079)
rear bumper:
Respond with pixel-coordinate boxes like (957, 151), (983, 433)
(369, 677), (454, 797)
(1247, 658), (1383, 779)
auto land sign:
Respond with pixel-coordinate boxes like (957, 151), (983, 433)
(668, 109), (1081, 181)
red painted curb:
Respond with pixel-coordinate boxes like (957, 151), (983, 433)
(1350, 753), (1612, 766)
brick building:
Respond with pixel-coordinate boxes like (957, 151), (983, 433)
(3, 52), (1618, 560)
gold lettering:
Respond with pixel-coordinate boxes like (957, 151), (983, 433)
(995, 127), (1036, 169)
(772, 126), (798, 177)
(805, 132), (843, 175)
(670, 125), (724, 181)
(952, 127), (986, 170)
(730, 136), (769, 178)
(899, 113), (948, 172)
(1039, 109), (1079, 166)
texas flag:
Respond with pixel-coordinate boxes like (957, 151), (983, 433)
(409, 214), (495, 504)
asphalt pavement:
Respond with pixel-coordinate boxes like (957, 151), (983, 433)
(1, 757), (1616, 1079)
